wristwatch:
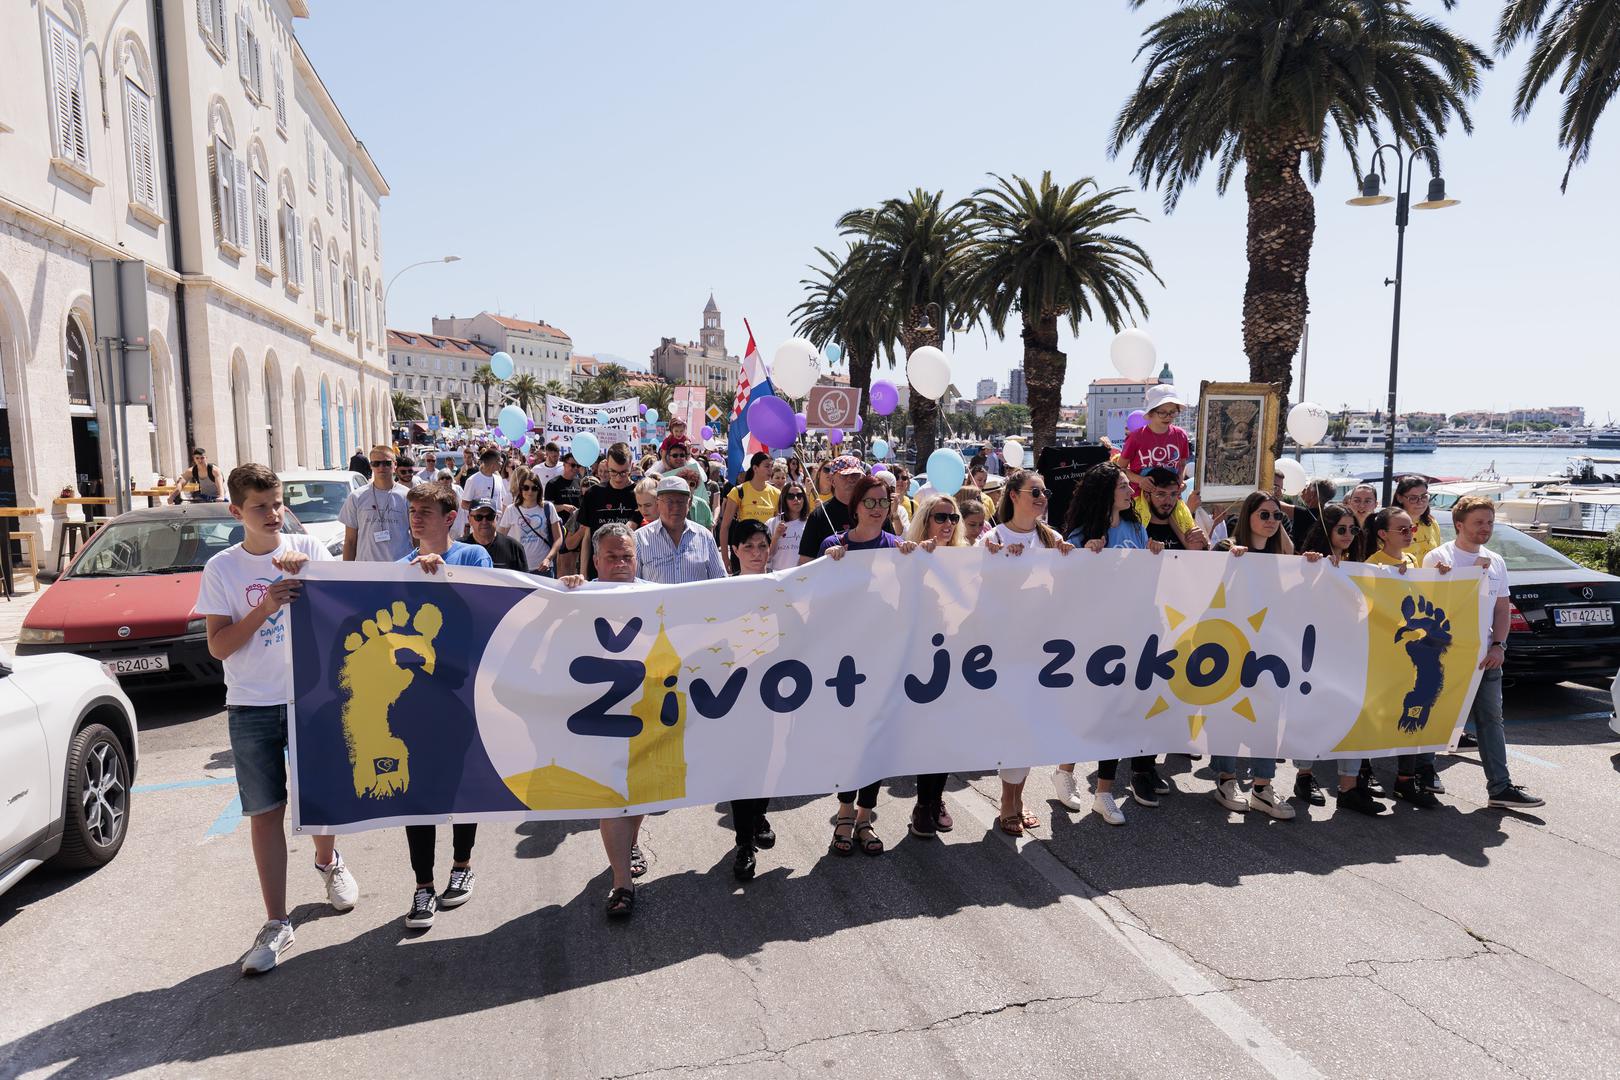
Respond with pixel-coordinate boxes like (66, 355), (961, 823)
(1489, 641), (1506, 650)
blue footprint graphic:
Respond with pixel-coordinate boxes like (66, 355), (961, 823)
(1393, 595), (1452, 732)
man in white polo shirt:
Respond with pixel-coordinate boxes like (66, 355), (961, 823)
(339, 445), (414, 562)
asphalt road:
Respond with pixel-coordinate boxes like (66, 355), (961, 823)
(2, 681), (1618, 1079)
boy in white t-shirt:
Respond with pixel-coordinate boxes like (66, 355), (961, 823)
(1421, 496), (1544, 810)
(461, 447), (511, 516)
(195, 463), (359, 975)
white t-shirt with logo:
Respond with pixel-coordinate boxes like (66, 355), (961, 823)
(531, 461), (564, 491)
(1423, 540), (1508, 647)
(982, 523), (1044, 552)
(195, 533), (332, 706)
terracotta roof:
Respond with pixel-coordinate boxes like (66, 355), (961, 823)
(976, 395), (1010, 406)
(486, 313), (572, 342)
(387, 329), (497, 358)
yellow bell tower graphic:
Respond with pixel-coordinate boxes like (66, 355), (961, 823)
(626, 621), (688, 804)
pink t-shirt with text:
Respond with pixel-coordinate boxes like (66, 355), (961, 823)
(1121, 425), (1191, 477)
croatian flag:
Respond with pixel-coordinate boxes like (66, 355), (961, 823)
(727, 319), (772, 480)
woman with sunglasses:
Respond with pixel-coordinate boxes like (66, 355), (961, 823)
(766, 481), (811, 573)
(898, 493), (969, 838)
(1051, 463), (1167, 825)
(498, 468), (563, 575)
(821, 474), (921, 856)
(719, 519), (780, 878)
(1290, 504), (1387, 813)
(809, 459), (836, 510)
(1208, 491), (1312, 819)
(981, 470), (1074, 835)
(1395, 476), (1442, 565)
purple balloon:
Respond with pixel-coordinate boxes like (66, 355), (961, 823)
(700, 425), (714, 440)
(795, 412), (808, 435)
(526, 418), (536, 431)
(854, 415), (863, 432)
(639, 403), (649, 415)
(870, 379), (899, 416)
(747, 395), (797, 449)
(1126, 409), (1147, 434)
(828, 428), (844, 446)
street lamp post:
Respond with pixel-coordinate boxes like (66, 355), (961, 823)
(381, 256), (460, 436)
(1347, 145), (1459, 504)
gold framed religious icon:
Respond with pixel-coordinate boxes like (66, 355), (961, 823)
(1195, 382), (1282, 502)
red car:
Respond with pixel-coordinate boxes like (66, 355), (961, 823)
(16, 503), (306, 687)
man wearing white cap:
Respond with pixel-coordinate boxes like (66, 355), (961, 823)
(1120, 383), (1192, 491)
(635, 474), (727, 584)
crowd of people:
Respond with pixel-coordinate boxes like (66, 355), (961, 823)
(193, 408), (1546, 973)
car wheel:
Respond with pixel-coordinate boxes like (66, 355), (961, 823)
(54, 723), (132, 869)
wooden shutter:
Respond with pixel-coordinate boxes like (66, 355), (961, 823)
(250, 31), (264, 100)
(273, 53), (286, 131)
(47, 14), (89, 168)
(305, 127), (315, 187)
(291, 211), (305, 286)
(358, 203), (367, 246)
(236, 13), (249, 80)
(126, 80), (158, 209)
(253, 172), (272, 266)
(312, 238), (324, 310)
(340, 168), (349, 228)
(324, 151), (333, 208)
(234, 156), (251, 251)
(212, 137), (235, 244)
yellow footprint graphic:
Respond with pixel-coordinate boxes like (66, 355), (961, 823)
(338, 601), (443, 799)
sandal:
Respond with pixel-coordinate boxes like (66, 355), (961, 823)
(605, 886), (635, 919)
(629, 845), (647, 878)
(830, 813), (856, 856)
(999, 813), (1024, 837)
(855, 819), (884, 856)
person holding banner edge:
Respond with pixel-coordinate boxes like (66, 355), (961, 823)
(725, 518), (779, 881)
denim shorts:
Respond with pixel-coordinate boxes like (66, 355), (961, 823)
(227, 704), (289, 816)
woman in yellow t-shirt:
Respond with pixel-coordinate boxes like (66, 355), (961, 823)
(1394, 476), (1443, 565)
(717, 451), (780, 559)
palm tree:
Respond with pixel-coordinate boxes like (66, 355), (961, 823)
(505, 373), (543, 416)
(1497, 0), (1618, 190)
(471, 363), (500, 425)
(637, 380), (675, 417)
(792, 243), (895, 443)
(578, 363), (631, 405)
(959, 173), (1159, 459)
(836, 190), (976, 463)
(391, 391), (423, 422)
(1111, 0), (1487, 406)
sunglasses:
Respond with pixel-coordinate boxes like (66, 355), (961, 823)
(521, 484), (538, 491)
(785, 492), (805, 499)
(861, 497), (892, 510)
(470, 512), (496, 522)
(1392, 525), (1416, 536)
(1333, 524), (1361, 536)
(370, 460), (394, 468)
(931, 512), (961, 524)
(1254, 510), (1282, 521)
(1023, 487), (1049, 499)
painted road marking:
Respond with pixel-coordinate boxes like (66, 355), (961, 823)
(131, 775), (237, 793)
(1506, 748), (1561, 769)
(946, 787), (1326, 1080)
(205, 795), (244, 837)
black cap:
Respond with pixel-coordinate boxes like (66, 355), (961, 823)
(1142, 466), (1182, 486)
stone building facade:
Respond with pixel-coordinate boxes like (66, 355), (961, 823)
(0, 0), (387, 551)
(650, 294), (740, 400)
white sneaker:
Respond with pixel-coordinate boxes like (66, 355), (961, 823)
(1052, 767), (1085, 811)
(1091, 791), (1126, 826)
(320, 853), (358, 912)
(241, 919), (294, 975)
(1249, 783), (1296, 820)
(1214, 778), (1248, 812)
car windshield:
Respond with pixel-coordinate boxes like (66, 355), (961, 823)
(1437, 520), (1580, 572)
(282, 480), (349, 523)
(66, 519), (245, 577)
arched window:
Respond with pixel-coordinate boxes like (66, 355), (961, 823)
(208, 100), (245, 251)
(249, 142), (273, 272)
(230, 352), (251, 465)
(263, 354), (283, 471)
(291, 367), (308, 468)
(65, 313), (93, 408)
(336, 382), (349, 459)
(118, 35), (160, 216)
(319, 378), (331, 467)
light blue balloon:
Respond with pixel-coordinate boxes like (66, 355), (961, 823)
(572, 431), (602, 468)
(490, 351), (514, 381)
(596, 409), (610, 425)
(645, 408), (660, 425)
(925, 448), (966, 494)
(871, 438), (890, 461)
(825, 343), (843, 363)
(908, 478), (921, 497)
(499, 404), (527, 439)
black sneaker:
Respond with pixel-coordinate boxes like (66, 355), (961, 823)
(1150, 768), (1171, 795)
(754, 818), (776, 850)
(1488, 785), (1545, 809)
(1294, 773), (1326, 806)
(1457, 732), (1479, 750)
(1417, 765), (1445, 795)
(440, 867), (475, 908)
(1335, 785), (1385, 816)
(1129, 772), (1160, 807)
(732, 844), (757, 882)
(405, 887), (437, 929)
(1393, 777), (1441, 808)
(1359, 762), (1385, 796)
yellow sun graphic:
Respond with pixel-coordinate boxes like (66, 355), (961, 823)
(1144, 583), (1268, 739)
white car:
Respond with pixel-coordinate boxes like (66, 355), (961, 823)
(277, 469), (367, 557)
(0, 649), (139, 899)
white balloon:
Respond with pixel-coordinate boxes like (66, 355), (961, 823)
(1287, 401), (1332, 447)
(1110, 328), (1157, 381)
(770, 338), (820, 398)
(1274, 457), (1308, 497)
(1002, 438), (1025, 470)
(907, 345), (952, 400)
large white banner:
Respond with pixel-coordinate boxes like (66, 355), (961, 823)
(543, 394), (640, 447)
(289, 549), (1488, 832)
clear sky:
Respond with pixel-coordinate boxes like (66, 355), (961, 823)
(300, 0), (1620, 421)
